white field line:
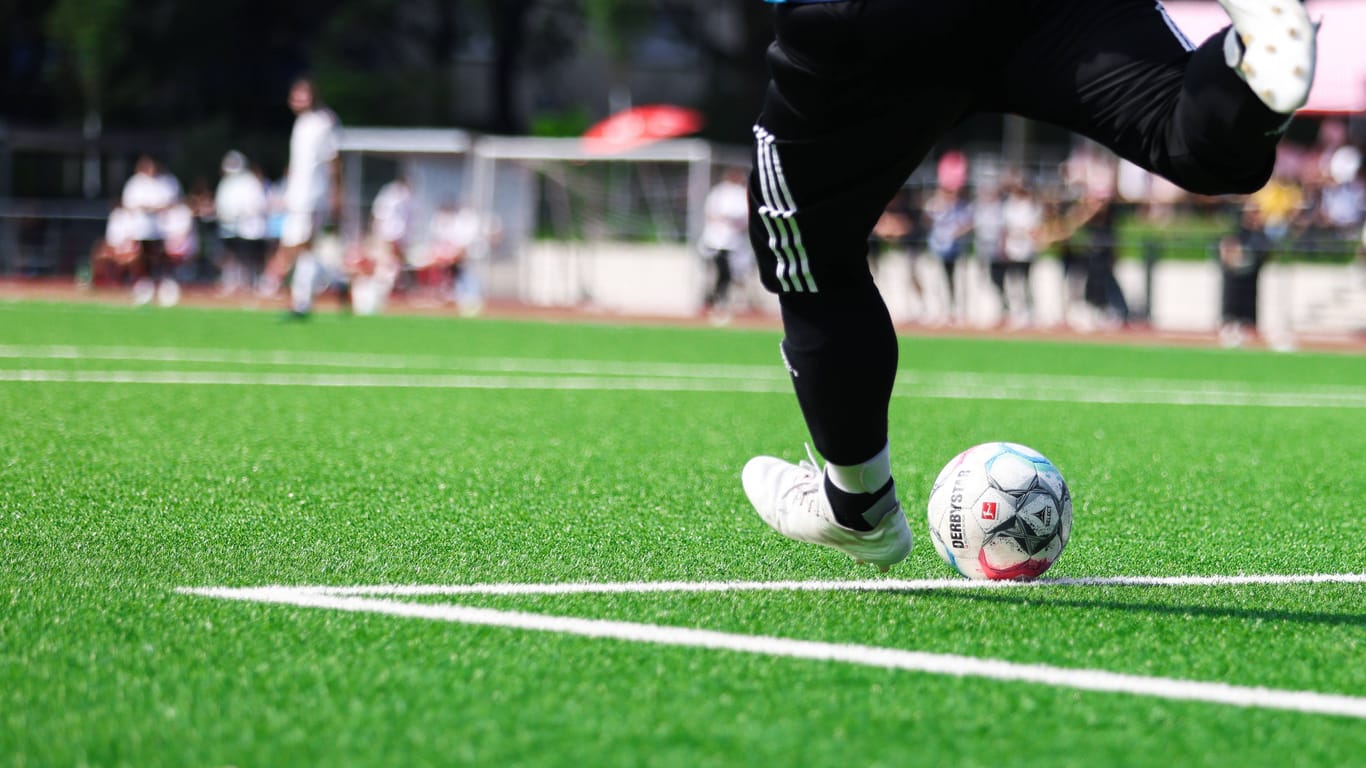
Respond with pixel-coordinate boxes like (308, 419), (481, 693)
(262, 572), (1366, 597)
(0, 369), (792, 394)
(3, 343), (1366, 404)
(4, 366), (1366, 408)
(177, 578), (1366, 720)
(0, 344), (779, 380)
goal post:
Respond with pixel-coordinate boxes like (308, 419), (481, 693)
(337, 127), (730, 316)
(468, 136), (715, 314)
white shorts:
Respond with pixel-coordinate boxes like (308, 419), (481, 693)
(281, 209), (324, 248)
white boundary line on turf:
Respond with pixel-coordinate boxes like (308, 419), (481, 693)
(5, 368), (1366, 408)
(0, 344), (781, 380)
(177, 575), (1366, 720)
(4, 343), (1366, 400)
(5, 342), (1366, 392)
(0, 369), (791, 394)
(251, 571), (1366, 597)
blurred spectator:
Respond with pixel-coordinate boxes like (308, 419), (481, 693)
(1060, 144), (1128, 326)
(870, 188), (922, 314)
(1249, 164), (1304, 243)
(1318, 146), (1364, 238)
(1077, 193), (1129, 327)
(214, 150), (270, 295)
(1291, 173), (1327, 255)
(973, 179), (1016, 325)
(1054, 218), (1088, 325)
(157, 200), (197, 305)
(343, 240), (401, 316)
(1063, 141), (1117, 202)
(371, 176), (414, 267)
(183, 178), (217, 283)
(89, 201), (142, 288)
(936, 150), (968, 194)
(999, 178), (1042, 327)
(120, 155), (183, 306)
(698, 167), (750, 321)
(1217, 204), (1271, 348)
(922, 182), (973, 324)
(1116, 158), (1186, 217)
(1287, 143), (1364, 261)
(1312, 119), (1351, 179)
(424, 202), (496, 315)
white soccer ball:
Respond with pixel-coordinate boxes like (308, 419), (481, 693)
(926, 442), (1072, 581)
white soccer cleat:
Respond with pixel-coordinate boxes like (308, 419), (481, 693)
(742, 451), (912, 572)
(155, 278), (181, 308)
(1219, 0), (1317, 113)
(131, 278), (156, 306)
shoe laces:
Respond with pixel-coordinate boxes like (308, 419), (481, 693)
(779, 444), (831, 517)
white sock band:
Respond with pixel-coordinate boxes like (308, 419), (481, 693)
(1224, 27), (1244, 71)
(291, 251), (318, 312)
(826, 443), (893, 495)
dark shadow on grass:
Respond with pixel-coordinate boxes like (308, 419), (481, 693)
(891, 590), (1366, 628)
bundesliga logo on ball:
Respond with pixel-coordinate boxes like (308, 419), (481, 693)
(927, 442), (1072, 581)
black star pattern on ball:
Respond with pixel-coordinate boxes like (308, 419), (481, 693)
(983, 507), (1056, 556)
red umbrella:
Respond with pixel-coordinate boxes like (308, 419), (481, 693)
(581, 104), (704, 155)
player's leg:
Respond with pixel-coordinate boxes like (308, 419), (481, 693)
(289, 247), (319, 316)
(741, 0), (978, 570)
(714, 250), (733, 309)
(244, 238), (267, 291)
(131, 241), (157, 305)
(989, 261), (1008, 313)
(260, 242), (296, 297)
(275, 209), (322, 317)
(992, 0), (1315, 196)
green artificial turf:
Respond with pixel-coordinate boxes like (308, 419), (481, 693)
(1, 301), (1364, 767)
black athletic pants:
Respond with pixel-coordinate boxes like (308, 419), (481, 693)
(749, 0), (1289, 464)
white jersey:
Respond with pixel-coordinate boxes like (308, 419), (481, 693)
(215, 170), (269, 240)
(1002, 194), (1043, 263)
(105, 207), (138, 249)
(371, 181), (413, 244)
(121, 172), (182, 241)
(973, 196), (1006, 261)
(284, 108), (339, 213)
(430, 207), (483, 250)
(700, 179), (749, 253)
(159, 202), (198, 258)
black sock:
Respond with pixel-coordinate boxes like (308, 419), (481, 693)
(779, 288), (898, 467)
(824, 475), (895, 532)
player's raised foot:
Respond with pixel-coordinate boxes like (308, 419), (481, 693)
(742, 451), (912, 572)
(1218, 0), (1317, 113)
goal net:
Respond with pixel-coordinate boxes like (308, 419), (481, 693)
(338, 129), (744, 316)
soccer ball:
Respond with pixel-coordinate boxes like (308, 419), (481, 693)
(926, 442), (1072, 581)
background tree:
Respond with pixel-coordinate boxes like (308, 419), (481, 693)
(7, 0), (775, 188)
(659, 0), (772, 140)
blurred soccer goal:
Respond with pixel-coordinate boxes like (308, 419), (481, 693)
(338, 127), (742, 316)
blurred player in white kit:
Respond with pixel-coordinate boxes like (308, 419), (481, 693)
(261, 77), (341, 317)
